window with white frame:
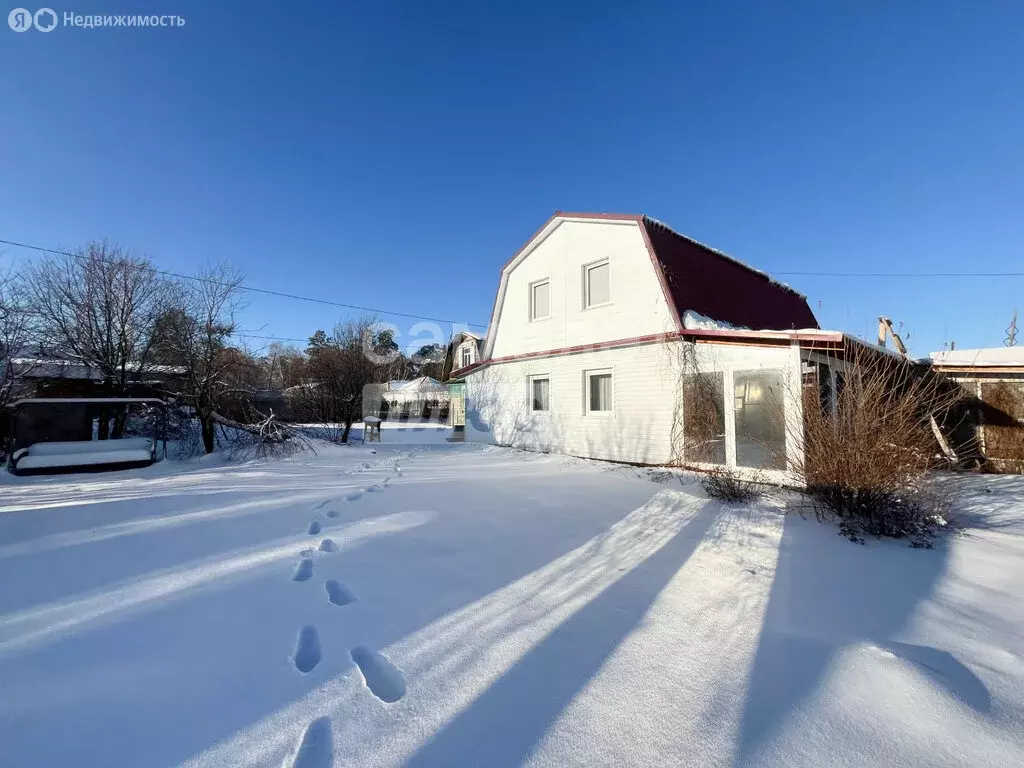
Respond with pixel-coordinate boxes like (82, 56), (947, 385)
(531, 376), (550, 411)
(460, 345), (473, 369)
(682, 371), (726, 465)
(585, 370), (612, 413)
(530, 279), (550, 321)
(584, 260), (610, 308)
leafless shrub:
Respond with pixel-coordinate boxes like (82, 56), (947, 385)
(796, 349), (963, 545)
(162, 406), (205, 459)
(700, 466), (764, 503)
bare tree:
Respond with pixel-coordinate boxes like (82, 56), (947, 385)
(301, 318), (391, 443)
(159, 264), (246, 454)
(29, 242), (173, 436)
(0, 265), (34, 409)
(0, 265), (37, 455)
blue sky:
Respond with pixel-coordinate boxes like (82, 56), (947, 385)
(2, 0), (1022, 356)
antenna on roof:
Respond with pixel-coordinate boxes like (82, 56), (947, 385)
(1006, 310), (1018, 347)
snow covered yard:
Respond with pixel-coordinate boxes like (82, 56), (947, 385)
(0, 445), (1022, 768)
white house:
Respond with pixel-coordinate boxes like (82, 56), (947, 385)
(455, 212), (864, 482)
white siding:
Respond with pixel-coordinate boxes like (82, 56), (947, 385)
(464, 339), (805, 480)
(465, 342), (679, 464)
(489, 219), (676, 359)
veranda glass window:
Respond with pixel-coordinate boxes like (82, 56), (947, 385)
(734, 370), (786, 469)
(682, 372), (726, 464)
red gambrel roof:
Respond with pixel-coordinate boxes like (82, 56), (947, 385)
(480, 212), (820, 364)
(639, 215), (819, 331)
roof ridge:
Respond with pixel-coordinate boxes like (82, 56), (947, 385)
(641, 215), (808, 301)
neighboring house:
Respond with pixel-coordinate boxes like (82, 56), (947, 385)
(930, 347), (1024, 472)
(442, 331), (485, 381)
(457, 211), (876, 481)
(9, 358), (185, 397)
(362, 377), (451, 420)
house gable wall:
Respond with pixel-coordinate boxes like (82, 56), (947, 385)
(488, 219), (676, 360)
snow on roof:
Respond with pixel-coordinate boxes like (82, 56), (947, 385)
(10, 358), (185, 378)
(930, 347), (1024, 368)
(682, 310), (750, 332)
(391, 376), (447, 393)
(7, 397), (166, 408)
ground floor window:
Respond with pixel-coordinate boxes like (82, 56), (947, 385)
(734, 370), (786, 469)
(682, 372), (726, 464)
(586, 370), (613, 413)
(531, 377), (550, 411)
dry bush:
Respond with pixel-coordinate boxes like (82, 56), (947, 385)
(797, 350), (962, 545)
(701, 466), (764, 503)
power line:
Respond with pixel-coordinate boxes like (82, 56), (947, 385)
(0, 237), (488, 329)
(237, 333), (311, 344)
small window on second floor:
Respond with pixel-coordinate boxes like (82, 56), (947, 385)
(584, 260), (610, 308)
(460, 346), (473, 369)
(531, 280), (550, 320)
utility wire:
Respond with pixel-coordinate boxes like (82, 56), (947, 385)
(0, 237), (488, 329)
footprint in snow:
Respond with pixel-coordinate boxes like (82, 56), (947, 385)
(324, 509), (340, 518)
(292, 557), (314, 582)
(307, 520), (321, 535)
(325, 580), (355, 606)
(351, 646), (406, 703)
(344, 492), (362, 502)
(300, 547), (315, 558)
(318, 538), (337, 553)
(285, 717), (332, 768)
(293, 625), (322, 673)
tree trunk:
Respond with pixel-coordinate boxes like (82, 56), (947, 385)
(341, 417), (353, 444)
(200, 413), (216, 454)
(98, 411), (110, 440)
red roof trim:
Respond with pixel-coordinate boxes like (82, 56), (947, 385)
(460, 329), (843, 375)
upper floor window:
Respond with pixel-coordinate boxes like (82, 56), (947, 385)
(530, 279), (550, 321)
(584, 260), (610, 308)
(460, 346), (473, 368)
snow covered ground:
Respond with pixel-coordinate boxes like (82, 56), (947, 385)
(0, 441), (1022, 767)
